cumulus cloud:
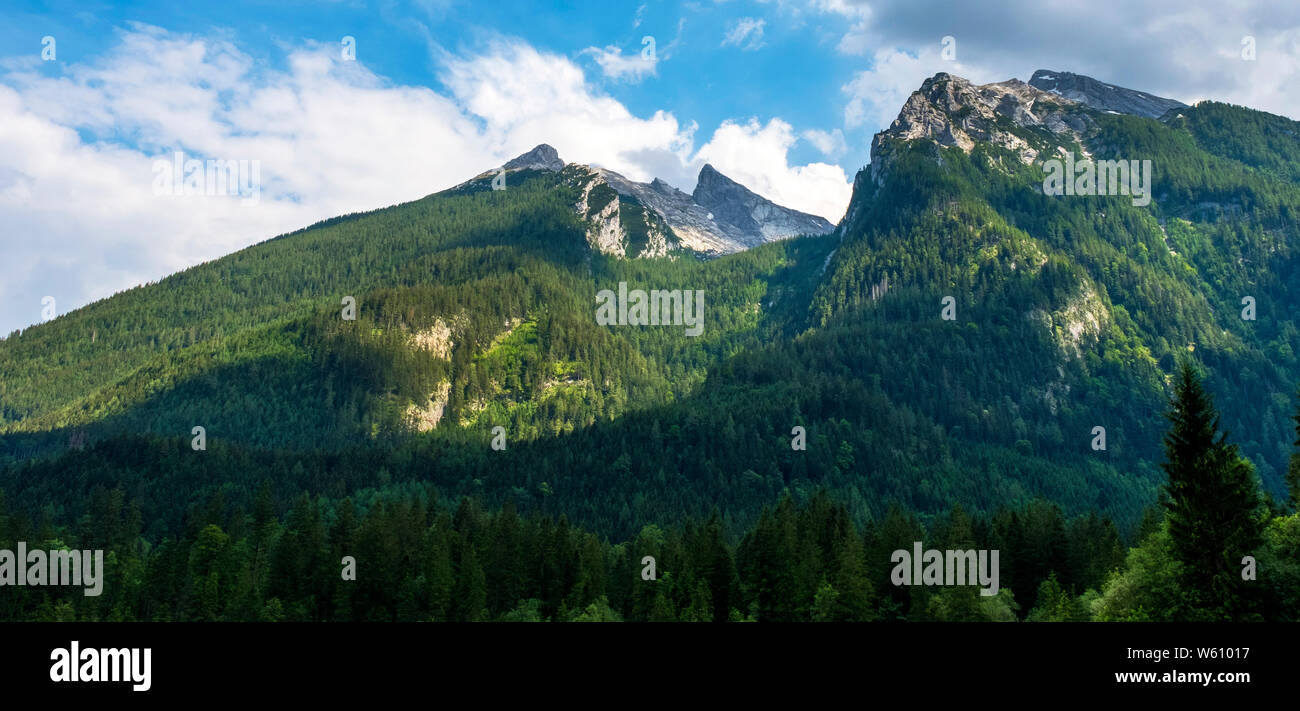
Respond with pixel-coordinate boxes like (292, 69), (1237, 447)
(442, 40), (690, 182)
(722, 18), (767, 51)
(0, 26), (849, 334)
(694, 118), (851, 223)
(0, 26), (497, 336)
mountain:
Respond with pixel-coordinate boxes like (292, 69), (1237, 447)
(501, 143), (566, 171)
(2, 67), (1299, 623)
(692, 164), (835, 244)
(830, 70), (1300, 506)
(865, 72), (1091, 190)
(1028, 69), (1186, 118)
(465, 145), (833, 257)
(3, 69), (1299, 545)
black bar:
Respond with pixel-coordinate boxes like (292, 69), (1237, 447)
(0, 622), (1288, 699)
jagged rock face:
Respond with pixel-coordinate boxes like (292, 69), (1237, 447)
(569, 166), (676, 258)
(588, 164), (833, 254)
(409, 319), (454, 359)
(592, 168), (724, 253)
(478, 144), (831, 257)
(869, 72), (1091, 185)
(692, 164), (834, 244)
(502, 143), (566, 171)
(1028, 70), (1185, 119)
(572, 172), (624, 255)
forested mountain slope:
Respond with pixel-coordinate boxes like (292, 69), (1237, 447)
(2, 72), (1299, 547)
(819, 73), (1300, 502)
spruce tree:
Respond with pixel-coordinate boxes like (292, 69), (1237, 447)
(1287, 385), (1300, 511)
(1161, 360), (1265, 619)
(832, 532), (876, 621)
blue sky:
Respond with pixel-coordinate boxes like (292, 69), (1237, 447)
(2, 0), (1299, 335)
(2, 1), (869, 185)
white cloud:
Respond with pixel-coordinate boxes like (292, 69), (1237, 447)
(0, 27), (850, 334)
(0, 27), (507, 338)
(580, 44), (657, 82)
(442, 40), (689, 182)
(841, 47), (995, 131)
(694, 118), (851, 223)
(802, 127), (848, 158)
(722, 18), (767, 51)
(803, 0), (872, 54)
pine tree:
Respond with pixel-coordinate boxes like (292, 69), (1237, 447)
(427, 530), (455, 622)
(832, 531), (876, 621)
(455, 546), (488, 622)
(811, 579), (840, 621)
(1161, 360), (1265, 619)
(1027, 572), (1085, 621)
(1287, 385), (1300, 511)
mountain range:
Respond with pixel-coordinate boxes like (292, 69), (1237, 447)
(4, 63), (1300, 624)
(463, 142), (834, 256)
(2, 68), (1299, 542)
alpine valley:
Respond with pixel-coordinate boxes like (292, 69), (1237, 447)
(1, 69), (1298, 623)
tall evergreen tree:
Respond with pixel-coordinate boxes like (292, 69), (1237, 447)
(1161, 360), (1265, 619)
(1287, 385), (1300, 511)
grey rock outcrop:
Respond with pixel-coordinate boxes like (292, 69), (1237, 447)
(868, 72), (1091, 185)
(1028, 70), (1185, 119)
(692, 164), (834, 245)
(468, 145), (834, 257)
(501, 143), (566, 171)
(589, 168), (737, 254)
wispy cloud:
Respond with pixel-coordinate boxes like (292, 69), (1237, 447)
(722, 17), (766, 51)
(581, 43), (657, 82)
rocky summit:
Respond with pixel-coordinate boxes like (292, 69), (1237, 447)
(501, 143), (566, 172)
(866, 72), (1092, 190)
(478, 145), (834, 257)
(692, 164), (834, 247)
(1028, 70), (1186, 119)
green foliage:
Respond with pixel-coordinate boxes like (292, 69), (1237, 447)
(0, 485), (1174, 622)
(1027, 573), (1088, 621)
(1161, 360), (1266, 618)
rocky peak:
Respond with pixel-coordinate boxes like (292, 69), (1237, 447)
(692, 163), (834, 242)
(502, 144), (565, 172)
(458, 143), (834, 257)
(694, 163), (731, 190)
(693, 163), (761, 234)
(649, 177), (677, 195)
(869, 72), (1091, 184)
(1028, 70), (1185, 119)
